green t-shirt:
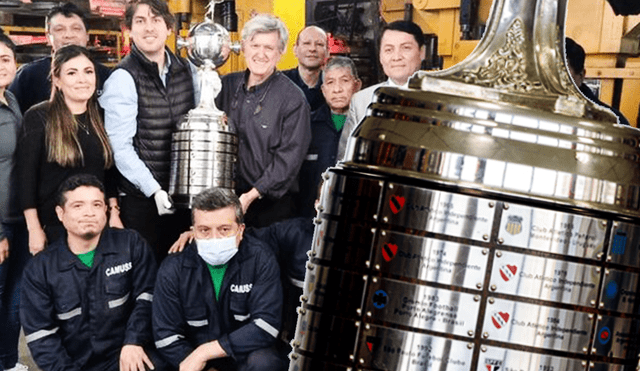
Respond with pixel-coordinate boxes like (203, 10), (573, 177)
(207, 263), (229, 300)
(77, 250), (96, 268)
(332, 113), (347, 131)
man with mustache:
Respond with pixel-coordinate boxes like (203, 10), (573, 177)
(99, 0), (196, 260)
(337, 20), (425, 159)
(20, 174), (163, 371)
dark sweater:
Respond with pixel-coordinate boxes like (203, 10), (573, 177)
(16, 101), (117, 230)
(282, 68), (325, 112)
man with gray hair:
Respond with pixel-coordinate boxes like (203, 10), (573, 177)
(152, 187), (284, 371)
(217, 14), (311, 227)
(297, 56), (361, 216)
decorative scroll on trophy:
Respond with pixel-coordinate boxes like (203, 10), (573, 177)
(289, 0), (640, 370)
(168, 0), (240, 208)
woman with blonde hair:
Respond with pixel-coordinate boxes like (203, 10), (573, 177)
(17, 44), (122, 254)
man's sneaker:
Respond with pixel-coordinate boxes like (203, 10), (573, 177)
(5, 363), (29, 371)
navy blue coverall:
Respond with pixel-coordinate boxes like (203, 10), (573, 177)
(152, 233), (284, 371)
(20, 228), (158, 371)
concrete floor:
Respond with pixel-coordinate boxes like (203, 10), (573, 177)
(17, 330), (40, 371)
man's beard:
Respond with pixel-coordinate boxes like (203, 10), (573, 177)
(80, 229), (101, 241)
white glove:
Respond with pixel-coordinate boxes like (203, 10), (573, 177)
(154, 190), (175, 215)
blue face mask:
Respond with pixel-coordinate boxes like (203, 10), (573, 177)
(196, 235), (239, 266)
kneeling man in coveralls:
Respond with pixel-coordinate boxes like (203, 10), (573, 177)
(20, 174), (162, 371)
(152, 187), (284, 371)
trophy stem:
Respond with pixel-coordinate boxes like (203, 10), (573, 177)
(195, 60), (224, 117)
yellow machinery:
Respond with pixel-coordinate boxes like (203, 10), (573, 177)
(168, 0), (303, 75)
(168, 0), (640, 127)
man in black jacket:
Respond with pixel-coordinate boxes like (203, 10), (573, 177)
(9, 2), (111, 114)
(99, 0), (196, 259)
(153, 187), (284, 371)
(20, 174), (161, 371)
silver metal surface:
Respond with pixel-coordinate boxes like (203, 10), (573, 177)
(380, 183), (496, 241)
(364, 277), (479, 336)
(168, 111), (237, 207)
(346, 92), (640, 216)
(308, 218), (341, 262)
(292, 308), (359, 360)
(355, 324), (473, 370)
(498, 203), (607, 259)
(185, 20), (232, 68)
(482, 297), (592, 353)
(490, 250), (600, 305)
(318, 174), (383, 219)
(302, 264), (366, 313)
(593, 315), (640, 359)
(608, 222), (640, 268)
(478, 346), (586, 371)
(372, 230), (488, 289)
(600, 269), (640, 314)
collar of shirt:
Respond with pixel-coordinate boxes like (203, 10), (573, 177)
(294, 67), (322, 90)
(242, 69), (279, 94)
(159, 49), (172, 87)
(386, 77), (408, 89)
(56, 229), (119, 271)
(0, 91), (22, 120)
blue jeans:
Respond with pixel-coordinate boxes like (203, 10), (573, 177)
(0, 221), (29, 370)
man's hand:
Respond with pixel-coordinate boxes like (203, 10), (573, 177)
(109, 199), (125, 229)
(179, 341), (226, 371)
(154, 190), (175, 216)
(120, 344), (154, 371)
(0, 238), (9, 264)
(239, 188), (261, 214)
(169, 230), (194, 254)
(179, 349), (207, 371)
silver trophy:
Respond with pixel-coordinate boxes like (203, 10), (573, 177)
(289, 0), (640, 369)
(169, 0), (240, 208)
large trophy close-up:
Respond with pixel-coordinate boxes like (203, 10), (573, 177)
(169, 0), (240, 208)
(288, 0), (640, 370)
